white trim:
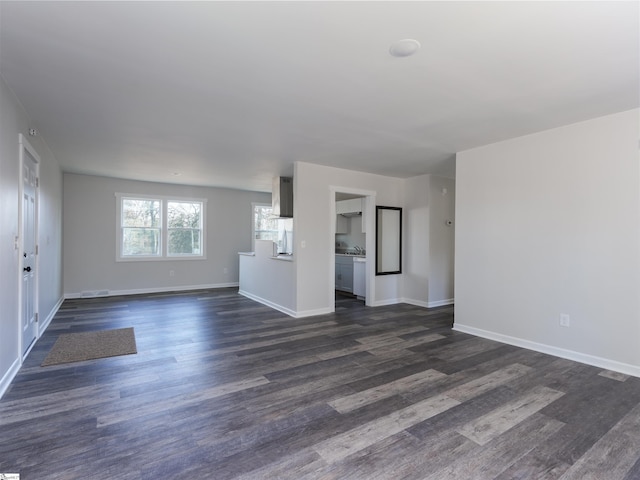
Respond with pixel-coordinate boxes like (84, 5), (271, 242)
(428, 298), (455, 308)
(251, 202), (276, 251)
(0, 358), (21, 400)
(39, 295), (64, 335)
(238, 289), (297, 317)
(328, 186), (377, 312)
(64, 283), (238, 299)
(453, 323), (640, 379)
(115, 255), (207, 263)
(295, 307), (333, 318)
(115, 193), (206, 262)
(115, 192), (208, 203)
(22, 334), (37, 359)
(369, 297), (402, 307)
(18, 133), (40, 360)
(401, 298), (429, 308)
(402, 298), (455, 308)
(238, 289), (332, 318)
(328, 193), (337, 314)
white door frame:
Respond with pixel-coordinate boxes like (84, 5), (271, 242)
(329, 186), (377, 312)
(18, 133), (40, 359)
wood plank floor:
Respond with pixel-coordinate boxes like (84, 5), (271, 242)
(2, 288), (640, 479)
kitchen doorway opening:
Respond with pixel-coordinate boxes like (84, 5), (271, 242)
(329, 187), (376, 312)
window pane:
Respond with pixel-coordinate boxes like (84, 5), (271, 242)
(122, 228), (161, 256)
(168, 229), (201, 255)
(119, 196), (204, 260)
(168, 201), (201, 229)
(122, 199), (161, 227)
(254, 205), (278, 241)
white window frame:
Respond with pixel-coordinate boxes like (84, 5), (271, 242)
(116, 193), (206, 262)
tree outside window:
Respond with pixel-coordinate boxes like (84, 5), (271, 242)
(253, 204), (278, 244)
(121, 198), (161, 256)
(167, 201), (202, 256)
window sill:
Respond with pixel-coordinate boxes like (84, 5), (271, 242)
(116, 255), (206, 262)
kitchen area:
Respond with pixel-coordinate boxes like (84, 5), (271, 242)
(335, 196), (367, 300)
(239, 178), (381, 317)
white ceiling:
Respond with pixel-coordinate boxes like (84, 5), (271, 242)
(1, 1), (637, 192)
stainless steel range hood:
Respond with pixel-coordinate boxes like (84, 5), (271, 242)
(272, 177), (293, 218)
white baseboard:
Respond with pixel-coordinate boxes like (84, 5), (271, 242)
(427, 298), (454, 308)
(65, 283), (239, 299)
(400, 298), (429, 308)
(378, 297), (455, 309)
(0, 357), (21, 400)
(454, 323), (640, 379)
(238, 289), (297, 317)
(295, 307), (332, 318)
(1, 295), (65, 400)
(40, 295), (64, 335)
(238, 290), (332, 319)
(370, 297), (402, 307)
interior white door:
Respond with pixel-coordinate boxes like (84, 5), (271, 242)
(21, 144), (38, 355)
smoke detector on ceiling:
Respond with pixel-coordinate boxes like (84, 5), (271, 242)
(389, 39), (421, 58)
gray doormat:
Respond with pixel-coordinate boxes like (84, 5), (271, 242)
(41, 327), (137, 366)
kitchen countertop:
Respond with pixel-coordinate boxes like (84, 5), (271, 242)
(335, 253), (366, 258)
(272, 254), (294, 262)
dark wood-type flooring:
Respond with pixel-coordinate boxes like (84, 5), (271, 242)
(2, 288), (640, 479)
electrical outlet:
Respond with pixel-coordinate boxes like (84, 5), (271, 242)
(223, 267), (228, 274)
(169, 270), (175, 277)
(559, 314), (570, 327)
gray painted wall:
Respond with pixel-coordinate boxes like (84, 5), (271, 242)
(294, 161), (405, 313)
(403, 174), (455, 307)
(0, 75), (63, 396)
(455, 109), (640, 373)
(63, 173), (271, 296)
(428, 175), (455, 304)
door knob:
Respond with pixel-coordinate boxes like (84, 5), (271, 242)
(23, 266), (31, 272)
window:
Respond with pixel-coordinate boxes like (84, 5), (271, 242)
(121, 198), (161, 256)
(117, 194), (205, 260)
(167, 201), (202, 256)
(252, 203), (278, 248)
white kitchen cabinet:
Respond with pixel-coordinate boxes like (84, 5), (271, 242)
(353, 258), (366, 298)
(336, 214), (349, 234)
(336, 198), (362, 214)
(335, 255), (354, 292)
(337, 198), (365, 233)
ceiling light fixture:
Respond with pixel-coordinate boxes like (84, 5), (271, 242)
(389, 39), (421, 58)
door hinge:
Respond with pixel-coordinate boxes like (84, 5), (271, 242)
(36, 244), (39, 255)
(35, 312), (39, 323)
(36, 177), (39, 187)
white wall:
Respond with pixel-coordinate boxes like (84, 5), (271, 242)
(455, 109), (640, 374)
(428, 175), (455, 305)
(403, 174), (455, 308)
(403, 175), (430, 305)
(239, 240), (296, 316)
(63, 173), (270, 296)
(294, 162), (404, 314)
(0, 75), (63, 397)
